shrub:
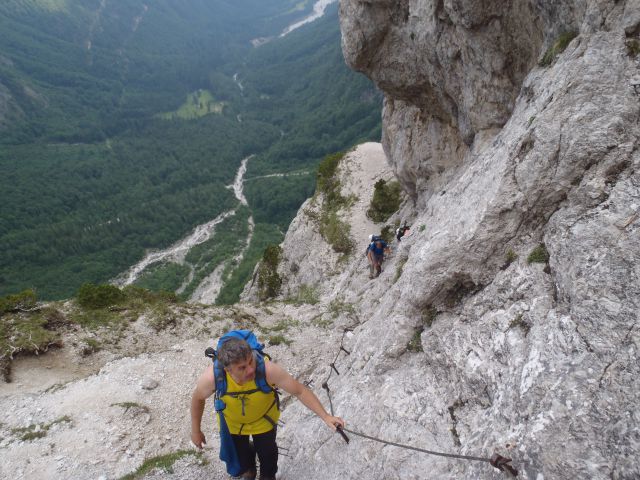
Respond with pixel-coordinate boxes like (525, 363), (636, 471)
(527, 244), (549, 264)
(0, 289), (37, 315)
(316, 151), (345, 201)
(319, 210), (354, 254)
(147, 308), (176, 332)
(501, 248), (519, 270)
(257, 245), (283, 301)
(1, 309), (61, 361)
(111, 402), (150, 413)
(380, 224), (395, 244)
(122, 285), (177, 305)
(367, 179), (402, 223)
(80, 337), (101, 356)
(71, 284), (177, 330)
(261, 318), (298, 333)
(77, 283), (126, 309)
(311, 313), (333, 329)
(314, 151), (355, 254)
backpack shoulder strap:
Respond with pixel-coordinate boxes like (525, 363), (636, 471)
(205, 347), (226, 399)
(253, 352), (273, 394)
(213, 358), (227, 399)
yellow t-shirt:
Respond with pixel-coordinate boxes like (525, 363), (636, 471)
(219, 368), (280, 435)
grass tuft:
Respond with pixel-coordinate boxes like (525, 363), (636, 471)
(267, 334), (291, 346)
(112, 402), (150, 413)
(393, 257), (408, 283)
(11, 415), (72, 442)
(539, 31), (578, 67)
(119, 450), (206, 480)
(626, 39), (640, 57)
(285, 284), (320, 305)
(509, 313), (531, 335)
(327, 299), (355, 318)
(527, 244), (549, 264)
(407, 328), (424, 352)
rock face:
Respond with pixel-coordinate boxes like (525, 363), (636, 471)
(271, 1), (640, 479)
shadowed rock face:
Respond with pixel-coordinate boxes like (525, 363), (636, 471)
(271, 2), (640, 479)
(338, 0), (637, 203)
(341, 0), (543, 141)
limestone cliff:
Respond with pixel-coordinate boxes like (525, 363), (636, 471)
(262, 1), (640, 479)
(2, 3), (638, 479)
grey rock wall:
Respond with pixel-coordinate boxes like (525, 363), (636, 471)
(271, 1), (639, 479)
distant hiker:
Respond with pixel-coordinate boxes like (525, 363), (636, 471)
(364, 233), (380, 256)
(191, 330), (345, 480)
(396, 223), (410, 242)
(364, 233), (379, 257)
(366, 236), (390, 278)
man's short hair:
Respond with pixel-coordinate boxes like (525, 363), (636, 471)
(218, 338), (252, 368)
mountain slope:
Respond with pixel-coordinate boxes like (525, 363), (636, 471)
(266, 1), (640, 478)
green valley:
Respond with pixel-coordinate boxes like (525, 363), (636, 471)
(0, 1), (381, 301)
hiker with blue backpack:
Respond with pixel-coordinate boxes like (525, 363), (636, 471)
(190, 330), (344, 480)
(366, 234), (390, 279)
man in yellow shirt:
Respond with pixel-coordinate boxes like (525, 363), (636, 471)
(190, 335), (345, 480)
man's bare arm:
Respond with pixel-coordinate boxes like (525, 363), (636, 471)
(190, 366), (215, 448)
(266, 361), (345, 430)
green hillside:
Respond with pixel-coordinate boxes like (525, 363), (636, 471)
(0, 1), (381, 300)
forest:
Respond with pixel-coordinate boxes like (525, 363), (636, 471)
(0, 1), (381, 301)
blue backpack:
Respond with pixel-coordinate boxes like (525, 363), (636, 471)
(365, 235), (383, 255)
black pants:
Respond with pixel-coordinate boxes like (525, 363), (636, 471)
(231, 427), (278, 478)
